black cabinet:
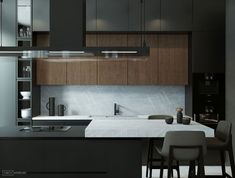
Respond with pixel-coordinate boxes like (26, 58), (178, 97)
(50, 0), (85, 50)
(86, 0), (97, 31)
(193, 0), (225, 32)
(129, 0), (142, 31)
(161, 0), (192, 31)
(145, 0), (161, 31)
(97, 0), (129, 31)
(192, 32), (225, 73)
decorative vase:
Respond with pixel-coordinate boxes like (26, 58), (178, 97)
(176, 107), (183, 123)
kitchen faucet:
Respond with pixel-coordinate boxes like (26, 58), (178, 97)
(114, 103), (120, 115)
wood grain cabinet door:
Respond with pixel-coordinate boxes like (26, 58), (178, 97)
(67, 58), (98, 85)
(128, 48), (159, 85)
(36, 59), (67, 85)
(98, 58), (128, 85)
(158, 34), (188, 85)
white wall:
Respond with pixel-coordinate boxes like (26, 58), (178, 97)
(41, 86), (185, 116)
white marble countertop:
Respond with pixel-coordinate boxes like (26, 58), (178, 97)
(85, 119), (214, 138)
(32, 115), (149, 120)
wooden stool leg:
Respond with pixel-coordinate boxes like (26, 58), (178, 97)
(220, 151), (226, 178)
(228, 145), (235, 178)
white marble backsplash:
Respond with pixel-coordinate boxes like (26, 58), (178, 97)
(41, 86), (185, 116)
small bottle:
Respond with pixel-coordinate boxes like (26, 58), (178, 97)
(176, 107), (183, 124)
(19, 28), (24, 37)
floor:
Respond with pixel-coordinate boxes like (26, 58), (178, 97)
(142, 166), (232, 178)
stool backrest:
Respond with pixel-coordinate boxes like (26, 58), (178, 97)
(161, 131), (206, 161)
(215, 121), (232, 144)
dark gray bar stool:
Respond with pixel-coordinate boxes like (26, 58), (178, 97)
(155, 131), (207, 178)
(206, 121), (235, 178)
(146, 115), (180, 178)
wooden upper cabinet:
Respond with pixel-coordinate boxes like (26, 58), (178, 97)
(128, 48), (159, 85)
(97, 34), (128, 47)
(36, 59), (67, 85)
(158, 34), (188, 85)
(98, 59), (128, 85)
(67, 58), (98, 85)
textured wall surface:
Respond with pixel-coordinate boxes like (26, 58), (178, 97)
(41, 86), (185, 116)
(226, 0), (235, 153)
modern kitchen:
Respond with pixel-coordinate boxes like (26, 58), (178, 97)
(0, 0), (235, 178)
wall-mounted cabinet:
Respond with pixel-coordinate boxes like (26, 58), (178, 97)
(158, 34), (188, 84)
(98, 59), (128, 85)
(38, 34), (188, 86)
(97, 0), (129, 31)
(36, 59), (67, 85)
(192, 32), (225, 73)
(0, 0), (17, 47)
(145, 0), (161, 31)
(161, 0), (192, 31)
(193, 0), (225, 32)
(33, 0), (50, 32)
(67, 59), (98, 85)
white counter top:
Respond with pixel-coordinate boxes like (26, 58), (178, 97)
(85, 119), (214, 138)
(32, 115), (149, 120)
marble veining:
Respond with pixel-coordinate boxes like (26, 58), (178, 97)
(85, 120), (215, 138)
(41, 86), (185, 116)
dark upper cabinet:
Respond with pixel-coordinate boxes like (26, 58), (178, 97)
(86, 0), (97, 31)
(192, 32), (225, 73)
(193, 0), (225, 32)
(129, 0), (142, 31)
(97, 0), (129, 31)
(161, 0), (192, 31)
(145, 0), (161, 31)
(50, 0), (85, 50)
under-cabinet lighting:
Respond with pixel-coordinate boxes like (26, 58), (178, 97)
(101, 51), (138, 54)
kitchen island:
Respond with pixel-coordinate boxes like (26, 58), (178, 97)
(0, 119), (214, 178)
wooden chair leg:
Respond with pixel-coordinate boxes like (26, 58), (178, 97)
(228, 145), (235, 178)
(220, 151), (226, 178)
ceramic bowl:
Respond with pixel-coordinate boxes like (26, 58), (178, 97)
(182, 117), (191, 125)
(165, 116), (174, 124)
(20, 91), (31, 99)
(21, 108), (32, 119)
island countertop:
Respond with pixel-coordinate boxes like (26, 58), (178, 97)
(85, 119), (214, 138)
(0, 119), (214, 139)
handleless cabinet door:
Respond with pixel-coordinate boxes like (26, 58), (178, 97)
(161, 0), (192, 31)
(145, 0), (161, 31)
(129, 0), (142, 31)
(1, 0), (17, 46)
(33, 0), (50, 32)
(97, 0), (128, 31)
(86, 0), (97, 31)
(158, 34), (188, 85)
(193, 0), (225, 32)
(37, 59), (67, 85)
